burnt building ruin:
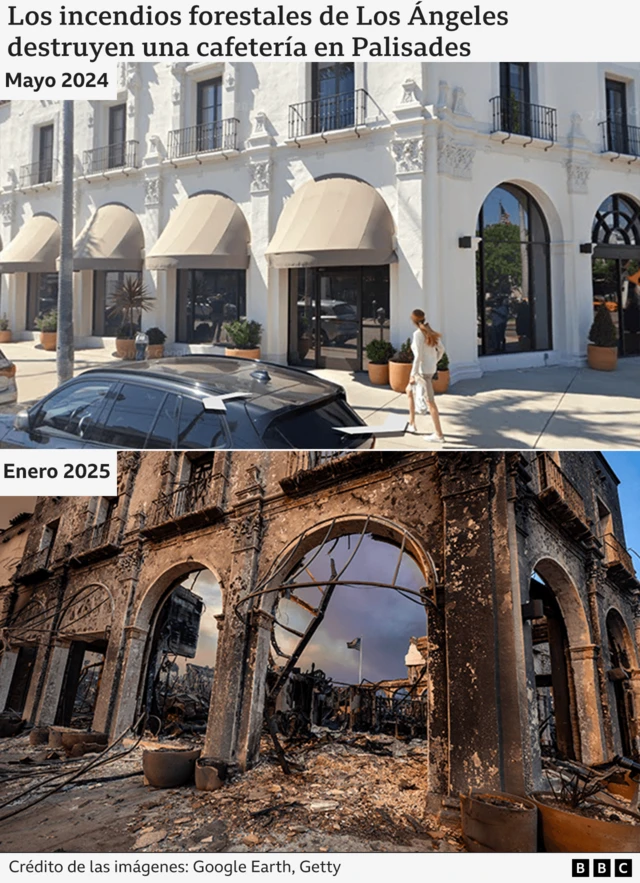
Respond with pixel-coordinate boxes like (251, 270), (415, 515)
(0, 451), (639, 802)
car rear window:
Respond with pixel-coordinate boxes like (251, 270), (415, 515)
(261, 398), (366, 449)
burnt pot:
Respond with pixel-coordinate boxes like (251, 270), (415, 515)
(142, 747), (201, 788)
(532, 793), (640, 853)
(461, 791), (538, 852)
(195, 756), (229, 792)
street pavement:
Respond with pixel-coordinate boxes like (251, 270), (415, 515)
(0, 340), (638, 450)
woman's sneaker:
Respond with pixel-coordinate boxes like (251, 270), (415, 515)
(406, 424), (418, 434)
(424, 432), (445, 443)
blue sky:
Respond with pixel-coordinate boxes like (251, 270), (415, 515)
(603, 453), (640, 568)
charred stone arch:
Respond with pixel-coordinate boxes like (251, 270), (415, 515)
(605, 606), (639, 757)
(231, 513), (439, 770)
(530, 556), (606, 765)
(126, 559), (226, 731)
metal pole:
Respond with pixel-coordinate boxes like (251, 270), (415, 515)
(358, 637), (363, 685)
(57, 100), (75, 385)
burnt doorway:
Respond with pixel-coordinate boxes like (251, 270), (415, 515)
(55, 640), (107, 729)
(530, 573), (577, 761)
(4, 646), (37, 715)
(288, 266), (390, 371)
(142, 570), (222, 737)
(606, 609), (635, 758)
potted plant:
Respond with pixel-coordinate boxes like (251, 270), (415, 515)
(224, 319), (262, 360)
(460, 791), (538, 852)
(587, 304), (618, 371)
(108, 276), (154, 360)
(35, 310), (57, 351)
(389, 338), (414, 392)
(146, 327), (167, 359)
(365, 339), (395, 385)
(432, 351), (450, 394)
(532, 770), (640, 853)
(0, 315), (11, 344)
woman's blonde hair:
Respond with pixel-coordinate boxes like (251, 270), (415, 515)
(411, 309), (441, 348)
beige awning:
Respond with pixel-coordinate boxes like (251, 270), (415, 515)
(0, 214), (60, 273)
(73, 204), (144, 271)
(266, 177), (396, 268)
(146, 193), (250, 271)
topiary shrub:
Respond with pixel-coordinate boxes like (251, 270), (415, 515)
(365, 339), (395, 365)
(224, 319), (262, 349)
(589, 304), (618, 348)
(390, 338), (413, 363)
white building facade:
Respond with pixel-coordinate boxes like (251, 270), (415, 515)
(0, 61), (639, 382)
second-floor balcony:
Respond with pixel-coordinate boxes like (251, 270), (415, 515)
(19, 160), (54, 188)
(536, 454), (591, 541)
(289, 90), (368, 141)
(141, 475), (224, 539)
(490, 95), (557, 144)
(599, 120), (640, 158)
(14, 546), (54, 585)
(70, 517), (123, 567)
(168, 118), (239, 160)
(83, 141), (138, 175)
(603, 532), (639, 592)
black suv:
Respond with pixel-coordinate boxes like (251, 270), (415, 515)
(0, 357), (373, 450)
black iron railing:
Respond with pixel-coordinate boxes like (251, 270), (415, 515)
(599, 121), (640, 157)
(168, 119), (239, 159)
(289, 89), (367, 140)
(83, 141), (138, 174)
(490, 95), (557, 143)
(19, 161), (54, 187)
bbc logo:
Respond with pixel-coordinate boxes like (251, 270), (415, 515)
(573, 860), (633, 878)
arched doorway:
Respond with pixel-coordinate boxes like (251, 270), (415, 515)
(591, 194), (640, 355)
(529, 571), (578, 760)
(476, 183), (552, 356)
(605, 608), (637, 757)
(235, 516), (437, 760)
(140, 567), (223, 736)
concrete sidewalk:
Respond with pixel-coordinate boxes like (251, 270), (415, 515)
(0, 340), (638, 450)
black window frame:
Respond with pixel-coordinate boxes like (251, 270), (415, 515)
(499, 62), (531, 136)
(176, 268), (247, 345)
(26, 272), (59, 330)
(196, 77), (223, 152)
(108, 103), (127, 169)
(605, 79), (629, 154)
(311, 62), (356, 133)
(38, 124), (54, 184)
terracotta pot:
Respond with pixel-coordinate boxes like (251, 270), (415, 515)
(40, 331), (57, 352)
(195, 757), (228, 792)
(60, 730), (107, 752)
(225, 347), (261, 360)
(0, 330), (12, 343)
(389, 360), (413, 393)
(367, 362), (389, 386)
(29, 727), (50, 746)
(116, 339), (136, 360)
(607, 771), (639, 803)
(432, 369), (450, 395)
(461, 792), (538, 853)
(147, 344), (164, 360)
(532, 793), (640, 853)
(587, 344), (618, 371)
(142, 747), (201, 789)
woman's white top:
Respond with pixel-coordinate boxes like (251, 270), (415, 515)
(411, 328), (445, 378)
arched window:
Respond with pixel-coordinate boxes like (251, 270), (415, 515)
(476, 183), (552, 356)
(593, 194), (640, 246)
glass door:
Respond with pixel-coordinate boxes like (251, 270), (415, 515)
(591, 257), (640, 354)
(317, 269), (360, 370)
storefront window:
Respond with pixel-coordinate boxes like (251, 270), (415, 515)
(93, 270), (142, 337)
(176, 269), (246, 344)
(476, 184), (551, 356)
(27, 272), (58, 329)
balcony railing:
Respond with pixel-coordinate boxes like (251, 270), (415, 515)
(599, 121), (640, 158)
(490, 95), (557, 143)
(142, 472), (224, 538)
(14, 546), (54, 584)
(71, 517), (122, 566)
(83, 141), (138, 174)
(536, 454), (591, 540)
(603, 533), (636, 579)
(289, 90), (367, 140)
(168, 119), (239, 160)
(19, 161), (54, 187)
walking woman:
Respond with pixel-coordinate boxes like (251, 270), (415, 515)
(406, 309), (446, 442)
